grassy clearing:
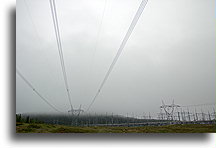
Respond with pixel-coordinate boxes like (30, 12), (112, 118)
(16, 122), (216, 133)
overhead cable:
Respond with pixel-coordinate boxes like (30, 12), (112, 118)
(16, 68), (62, 113)
(49, 0), (73, 110)
(91, 0), (107, 63)
(86, 0), (148, 111)
(181, 103), (216, 108)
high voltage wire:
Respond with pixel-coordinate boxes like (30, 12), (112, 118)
(23, 0), (41, 44)
(91, 0), (107, 64)
(49, 0), (73, 111)
(86, 0), (148, 111)
(181, 103), (216, 108)
(88, 0), (107, 98)
(21, 0), (64, 113)
(16, 68), (63, 113)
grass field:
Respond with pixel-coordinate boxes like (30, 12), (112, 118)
(16, 122), (216, 133)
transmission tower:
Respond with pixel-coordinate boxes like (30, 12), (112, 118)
(160, 100), (180, 120)
(68, 104), (84, 116)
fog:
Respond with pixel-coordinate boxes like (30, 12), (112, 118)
(16, 0), (215, 116)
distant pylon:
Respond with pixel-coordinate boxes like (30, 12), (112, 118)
(160, 100), (180, 120)
(68, 104), (84, 116)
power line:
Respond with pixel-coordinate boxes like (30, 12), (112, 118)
(86, 0), (148, 111)
(88, 0), (107, 100)
(91, 0), (107, 63)
(23, 0), (41, 43)
(88, 0), (107, 83)
(181, 103), (215, 108)
(49, 0), (73, 111)
(16, 68), (62, 113)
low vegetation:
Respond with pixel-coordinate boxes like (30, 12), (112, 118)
(16, 122), (216, 133)
(16, 114), (215, 133)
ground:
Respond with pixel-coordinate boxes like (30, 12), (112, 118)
(16, 122), (216, 133)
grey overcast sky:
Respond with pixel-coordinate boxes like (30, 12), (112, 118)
(16, 0), (215, 116)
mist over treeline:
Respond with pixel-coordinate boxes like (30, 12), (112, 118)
(16, 113), (163, 126)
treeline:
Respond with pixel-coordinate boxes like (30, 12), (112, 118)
(16, 113), (164, 126)
(16, 114), (44, 124)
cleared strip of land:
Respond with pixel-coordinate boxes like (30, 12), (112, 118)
(16, 122), (216, 133)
